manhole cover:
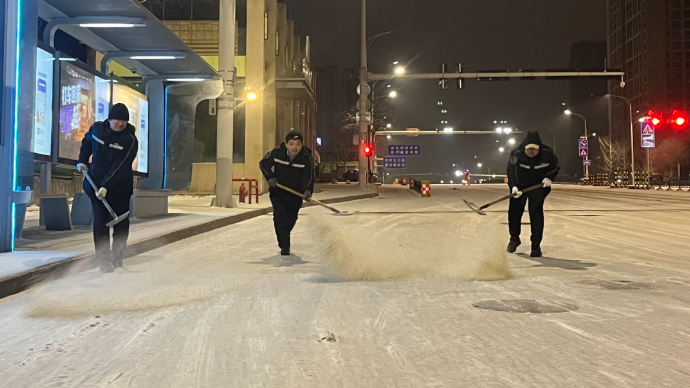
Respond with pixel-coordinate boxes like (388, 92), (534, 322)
(579, 280), (652, 290)
(472, 299), (578, 314)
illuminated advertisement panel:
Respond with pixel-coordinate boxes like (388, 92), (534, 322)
(58, 61), (97, 162)
(32, 47), (53, 156)
(112, 83), (149, 174)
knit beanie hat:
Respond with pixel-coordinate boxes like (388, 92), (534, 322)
(108, 103), (130, 121)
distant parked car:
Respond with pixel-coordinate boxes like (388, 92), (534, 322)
(343, 169), (359, 182)
(650, 173), (665, 185)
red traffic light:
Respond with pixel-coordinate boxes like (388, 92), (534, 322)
(671, 109), (688, 130)
(647, 110), (662, 127)
(362, 144), (373, 157)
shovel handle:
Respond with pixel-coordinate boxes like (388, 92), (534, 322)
(276, 183), (342, 214)
(82, 170), (118, 219)
(479, 183), (545, 210)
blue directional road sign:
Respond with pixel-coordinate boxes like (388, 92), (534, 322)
(641, 120), (656, 148)
(383, 157), (407, 169)
(578, 137), (589, 157)
(389, 145), (420, 156)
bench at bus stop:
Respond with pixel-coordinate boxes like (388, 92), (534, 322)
(70, 189), (172, 226)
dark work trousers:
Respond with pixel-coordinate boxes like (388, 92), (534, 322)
(508, 187), (550, 247)
(270, 192), (303, 252)
(91, 197), (130, 268)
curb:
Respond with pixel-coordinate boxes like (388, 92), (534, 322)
(0, 191), (377, 300)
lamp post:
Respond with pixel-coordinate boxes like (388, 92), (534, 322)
(607, 94), (635, 186)
(564, 110), (589, 179)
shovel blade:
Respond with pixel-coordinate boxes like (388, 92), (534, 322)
(106, 211), (130, 228)
(462, 199), (487, 216)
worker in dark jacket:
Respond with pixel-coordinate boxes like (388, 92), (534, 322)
(77, 103), (138, 272)
(506, 131), (559, 257)
(259, 132), (315, 256)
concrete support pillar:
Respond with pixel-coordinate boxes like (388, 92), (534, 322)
(299, 96), (306, 134)
(215, 0), (237, 207)
(276, 98), (285, 144)
(292, 98), (299, 132)
(276, 4), (288, 79)
(262, 0), (278, 161)
(246, 0), (267, 192)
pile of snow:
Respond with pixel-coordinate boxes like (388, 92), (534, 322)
(316, 213), (511, 281)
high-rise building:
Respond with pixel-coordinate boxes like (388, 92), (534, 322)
(568, 41), (608, 176)
(607, 0), (690, 144)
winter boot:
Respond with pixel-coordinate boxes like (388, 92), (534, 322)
(506, 238), (521, 253)
(530, 245), (542, 258)
(99, 262), (115, 273)
(281, 248), (291, 256)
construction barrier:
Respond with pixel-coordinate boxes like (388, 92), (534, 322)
(410, 179), (422, 193)
(421, 181), (431, 198)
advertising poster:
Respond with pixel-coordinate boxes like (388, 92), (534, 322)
(95, 77), (110, 122)
(32, 47), (54, 156)
(137, 98), (149, 174)
(112, 83), (149, 174)
(59, 62), (96, 161)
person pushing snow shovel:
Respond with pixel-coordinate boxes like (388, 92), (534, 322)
(77, 103), (138, 272)
(506, 131), (559, 258)
(260, 131), (315, 256)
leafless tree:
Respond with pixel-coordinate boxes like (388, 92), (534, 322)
(597, 136), (628, 174)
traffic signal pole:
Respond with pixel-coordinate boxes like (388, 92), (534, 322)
(357, 0), (370, 188)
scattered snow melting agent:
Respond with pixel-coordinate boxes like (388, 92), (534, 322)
(472, 299), (579, 314)
(316, 211), (512, 282)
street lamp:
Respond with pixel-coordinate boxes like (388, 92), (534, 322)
(394, 66), (405, 75)
(503, 127), (513, 133)
(386, 123), (392, 128)
(607, 94), (636, 185)
(455, 170), (461, 177)
(499, 147), (505, 152)
(564, 109), (590, 179)
(477, 163), (483, 168)
(495, 127), (503, 133)
(443, 127), (453, 133)
(508, 138), (516, 145)
(389, 91), (398, 98)
(386, 135), (391, 139)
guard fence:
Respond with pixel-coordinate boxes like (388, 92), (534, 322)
(581, 171), (690, 191)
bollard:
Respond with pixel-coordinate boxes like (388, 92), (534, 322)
(421, 181), (431, 198)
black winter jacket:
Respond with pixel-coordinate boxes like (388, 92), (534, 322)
(259, 144), (314, 194)
(78, 121), (138, 202)
(507, 132), (559, 190)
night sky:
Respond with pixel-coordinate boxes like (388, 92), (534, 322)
(281, 0), (608, 179)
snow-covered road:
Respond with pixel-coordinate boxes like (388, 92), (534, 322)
(2, 185), (690, 387)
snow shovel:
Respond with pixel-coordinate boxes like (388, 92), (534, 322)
(463, 183), (544, 216)
(82, 171), (130, 227)
(276, 183), (357, 215)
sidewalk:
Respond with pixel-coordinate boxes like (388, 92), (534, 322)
(0, 183), (378, 299)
